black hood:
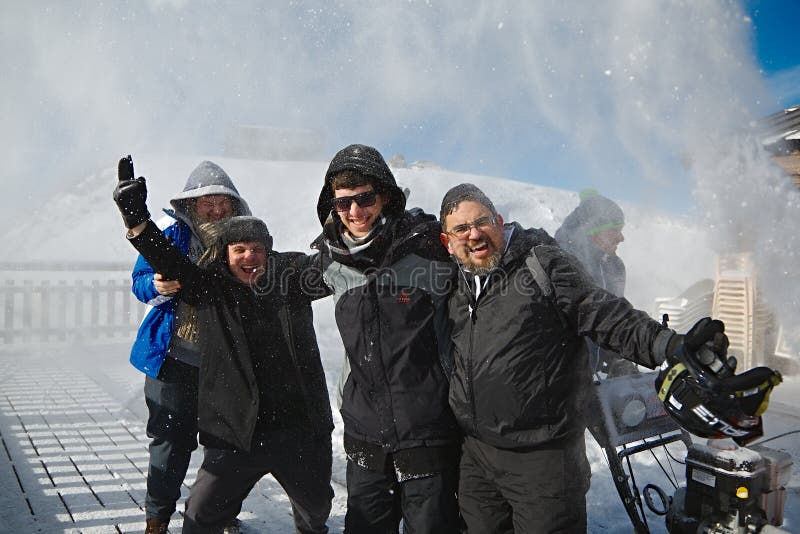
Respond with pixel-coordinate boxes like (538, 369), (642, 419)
(316, 144), (406, 226)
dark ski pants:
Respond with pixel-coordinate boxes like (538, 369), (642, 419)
(344, 458), (460, 534)
(458, 434), (591, 534)
(182, 434), (333, 534)
(144, 358), (199, 521)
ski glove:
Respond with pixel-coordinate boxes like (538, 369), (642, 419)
(113, 155), (150, 229)
(666, 317), (735, 379)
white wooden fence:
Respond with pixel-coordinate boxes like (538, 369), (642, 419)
(0, 262), (145, 345)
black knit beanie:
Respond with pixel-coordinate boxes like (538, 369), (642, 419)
(316, 144), (406, 225)
(439, 183), (497, 225)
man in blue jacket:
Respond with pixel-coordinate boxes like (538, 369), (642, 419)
(129, 160), (251, 534)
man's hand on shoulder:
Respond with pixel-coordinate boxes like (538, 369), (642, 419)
(153, 273), (182, 296)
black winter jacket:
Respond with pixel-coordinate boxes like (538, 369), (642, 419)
(130, 222), (333, 452)
(448, 223), (671, 449)
(313, 210), (460, 453)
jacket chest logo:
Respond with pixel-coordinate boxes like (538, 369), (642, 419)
(397, 289), (411, 304)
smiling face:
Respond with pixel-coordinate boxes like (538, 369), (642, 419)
(333, 184), (385, 238)
(194, 194), (234, 223)
(226, 241), (267, 285)
(440, 200), (505, 275)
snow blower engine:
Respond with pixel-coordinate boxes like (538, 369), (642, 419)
(590, 314), (790, 533)
(651, 317), (790, 533)
(663, 441), (792, 534)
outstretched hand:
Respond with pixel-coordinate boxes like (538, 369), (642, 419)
(676, 317), (735, 379)
(113, 155), (150, 229)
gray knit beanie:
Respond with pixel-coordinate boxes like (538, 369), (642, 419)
(577, 189), (624, 235)
(198, 216), (273, 265)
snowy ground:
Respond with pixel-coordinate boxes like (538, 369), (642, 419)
(1, 332), (799, 533)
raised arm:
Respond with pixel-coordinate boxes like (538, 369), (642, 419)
(114, 156), (208, 303)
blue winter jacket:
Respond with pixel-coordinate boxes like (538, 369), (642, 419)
(129, 214), (191, 377)
(127, 160), (251, 377)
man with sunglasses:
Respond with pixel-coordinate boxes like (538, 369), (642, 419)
(312, 144), (460, 533)
(438, 184), (729, 533)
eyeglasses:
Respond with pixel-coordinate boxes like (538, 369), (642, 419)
(196, 197), (233, 210)
(331, 191), (378, 212)
(446, 216), (497, 239)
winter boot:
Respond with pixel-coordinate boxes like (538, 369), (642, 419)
(223, 517), (241, 533)
(145, 518), (169, 534)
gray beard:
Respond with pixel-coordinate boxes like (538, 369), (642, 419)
(463, 252), (501, 277)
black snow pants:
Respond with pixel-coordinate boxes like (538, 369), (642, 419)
(344, 456), (460, 534)
(458, 434), (591, 534)
(182, 433), (333, 534)
(144, 357), (199, 521)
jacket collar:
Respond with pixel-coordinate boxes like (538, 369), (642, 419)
(313, 208), (442, 269)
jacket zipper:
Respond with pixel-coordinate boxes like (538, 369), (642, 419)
(460, 268), (479, 435)
(282, 305), (315, 427)
(371, 283), (397, 447)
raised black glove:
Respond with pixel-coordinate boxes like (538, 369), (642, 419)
(113, 155), (150, 229)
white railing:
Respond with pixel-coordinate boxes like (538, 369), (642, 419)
(0, 262), (144, 345)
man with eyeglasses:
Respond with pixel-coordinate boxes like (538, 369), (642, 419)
(438, 184), (716, 533)
(128, 160), (251, 533)
(311, 144), (461, 533)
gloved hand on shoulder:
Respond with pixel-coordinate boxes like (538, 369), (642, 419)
(113, 155), (150, 229)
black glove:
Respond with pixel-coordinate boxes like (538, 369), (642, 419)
(672, 317), (735, 379)
(113, 155), (150, 229)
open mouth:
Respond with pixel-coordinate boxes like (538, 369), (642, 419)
(241, 266), (261, 274)
(469, 242), (489, 255)
(349, 217), (370, 226)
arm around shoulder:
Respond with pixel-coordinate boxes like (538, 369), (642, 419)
(127, 221), (201, 291)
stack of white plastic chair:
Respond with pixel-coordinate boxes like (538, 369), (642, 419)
(711, 253), (776, 370)
(654, 279), (715, 334)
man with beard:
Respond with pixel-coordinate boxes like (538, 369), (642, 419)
(128, 160), (251, 533)
(312, 144), (460, 533)
(438, 183), (729, 533)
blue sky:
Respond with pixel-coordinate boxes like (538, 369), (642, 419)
(744, 0), (800, 106)
(1, 1), (798, 220)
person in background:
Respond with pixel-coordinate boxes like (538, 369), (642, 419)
(114, 157), (334, 534)
(128, 160), (251, 534)
(438, 183), (730, 533)
(554, 189), (635, 377)
(312, 144), (461, 533)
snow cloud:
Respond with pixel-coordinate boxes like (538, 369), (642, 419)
(2, 1), (771, 208)
(3, 1), (796, 340)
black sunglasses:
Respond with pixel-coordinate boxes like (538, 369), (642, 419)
(332, 191), (378, 212)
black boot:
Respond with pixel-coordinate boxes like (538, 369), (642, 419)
(145, 518), (169, 534)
